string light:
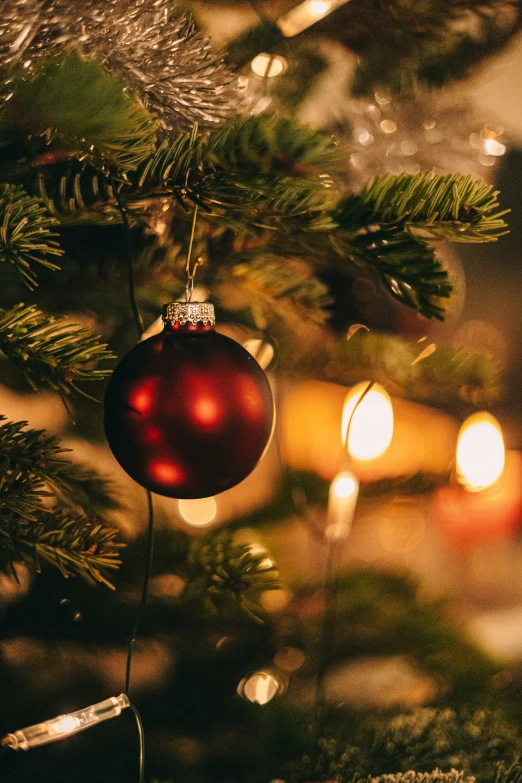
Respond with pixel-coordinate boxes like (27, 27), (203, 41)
(277, 0), (352, 36)
(2, 694), (130, 750)
(238, 670), (284, 704)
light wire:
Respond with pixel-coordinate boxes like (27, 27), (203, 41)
(112, 176), (156, 783)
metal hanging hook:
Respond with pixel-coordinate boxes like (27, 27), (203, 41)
(185, 204), (203, 303)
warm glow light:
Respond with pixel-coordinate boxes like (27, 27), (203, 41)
(240, 671), (280, 704)
(178, 497), (217, 526)
(332, 473), (358, 499)
(327, 469), (359, 540)
(309, 0), (331, 15)
(456, 412), (505, 491)
(2, 695), (130, 751)
(48, 716), (81, 736)
(250, 53), (287, 78)
(277, 0), (351, 36)
(341, 382), (394, 460)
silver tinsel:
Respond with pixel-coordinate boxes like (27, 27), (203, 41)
(0, 0), (238, 133)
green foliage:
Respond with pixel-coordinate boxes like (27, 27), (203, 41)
(215, 255), (333, 330)
(0, 417), (122, 585)
(323, 330), (501, 406)
(0, 183), (63, 288)
(287, 710), (522, 783)
(227, 2), (522, 99)
(183, 529), (282, 623)
(359, 173), (508, 243)
(1, 52), (157, 171)
(0, 303), (114, 398)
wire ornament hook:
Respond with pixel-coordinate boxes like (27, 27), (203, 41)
(185, 204), (203, 303)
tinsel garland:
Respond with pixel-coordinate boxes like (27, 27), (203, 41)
(0, 0), (237, 133)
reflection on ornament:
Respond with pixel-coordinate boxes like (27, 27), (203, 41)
(238, 671), (283, 704)
(456, 412), (505, 491)
(341, 382), (394, 461)
(104, 302), (274, 498)
(178, 497), (217, 527)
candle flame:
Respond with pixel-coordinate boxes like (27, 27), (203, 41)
(456, 412), (505, 491)
(341, 382), (394, 460)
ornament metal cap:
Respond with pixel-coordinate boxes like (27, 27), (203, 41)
(162, 301), (215, 326)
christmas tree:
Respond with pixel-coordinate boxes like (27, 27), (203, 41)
(0, 2), (521, 782)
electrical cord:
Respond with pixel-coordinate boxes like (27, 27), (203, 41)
(111, 176), (155, 783)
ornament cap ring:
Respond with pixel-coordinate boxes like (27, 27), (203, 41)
(162, 301), (215, 326)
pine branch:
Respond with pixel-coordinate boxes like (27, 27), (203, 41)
(0, 417), (121, 586)
(358, 173), (509, 243)
(216, 255), (332, 330)
(0, 303), (114, 398)
(0, 417), (117, 512)
(183, 529), (282, 623)
(1, 52), (158, 172)
(0, 183), (63, 288)
(0, 509), (122, 588)
(324, 331), (501, 405)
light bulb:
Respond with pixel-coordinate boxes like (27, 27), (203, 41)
(341, 382), (394, 460)
(456, 412), (505, 491)
(2, 694), (130, 750)
(327, 469), (359, 540)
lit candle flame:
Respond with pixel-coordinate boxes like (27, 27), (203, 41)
(456, 412), (505, 491)
(341, 382), (394, 460)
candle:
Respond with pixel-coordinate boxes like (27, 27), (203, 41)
(433, 412), (522, 547)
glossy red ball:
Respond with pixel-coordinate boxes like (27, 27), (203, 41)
(104, 322), (274, 498)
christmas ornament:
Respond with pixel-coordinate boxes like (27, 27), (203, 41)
(0, 0), (236, 133)
(104, 302), (274, 498)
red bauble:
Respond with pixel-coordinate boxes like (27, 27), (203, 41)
(104, 302), (274, 498)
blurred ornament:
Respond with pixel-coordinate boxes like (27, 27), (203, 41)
(0, 0), (236, 133)
(104, 302), (274, 498)
(432, 413), (522, 547)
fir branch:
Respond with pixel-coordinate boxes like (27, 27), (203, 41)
(0, 303), (114, 398)
(1, 52), (158, 171)
(358, 173), (509, 243)
(0, 509), (122, 588)
(322, 331), (501, 405)
(137, 114), (342, 189)
(0, 417), (117, 512)
(0, 183), (63, 288)
(0, 417), (121, 586)
(183, 529), (282, 623)
(216, 255), (332, 330)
